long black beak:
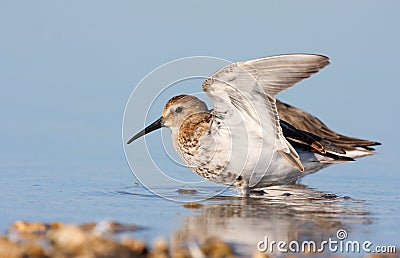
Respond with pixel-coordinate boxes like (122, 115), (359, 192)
(127, 117), (163, 144)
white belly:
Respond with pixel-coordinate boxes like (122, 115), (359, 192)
(178, 128), (330, 189)
(176, 116), (330, 190)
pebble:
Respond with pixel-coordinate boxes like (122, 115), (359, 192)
(0, 221), (397, 258)
(182, 202), (204, 209)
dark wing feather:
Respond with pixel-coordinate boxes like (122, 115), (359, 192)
(280, 120), (355, 161)
(277, 100), (381, 153)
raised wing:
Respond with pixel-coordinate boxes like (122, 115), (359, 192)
(202, 54), (330, 173)
(242, 54), (330, 97)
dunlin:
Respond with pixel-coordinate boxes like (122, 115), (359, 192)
(127, 54), (380, 196)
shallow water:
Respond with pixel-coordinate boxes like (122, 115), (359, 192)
(1, 158), (398, 257)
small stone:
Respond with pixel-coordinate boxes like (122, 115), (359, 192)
(10, 221), (47, 234)
(0, 237), (21, 258)
(49, 222), (64, 230)
(252, 250), (270, 258)
(171, 247), (191, 258)
(151, 237), (169, 257)
(182, 202), (203, 209)
(20, 244), (48, 258)
(177, 189), (198, 194)
(0, 237), (48, 258)
(79, 222), (96, 231)
(48, 225), (136, 258)
(201, 237), (234, 258)
(321, 193), (338, 199)
(48, 225), (87, 251)
(120, 236), (148, 255)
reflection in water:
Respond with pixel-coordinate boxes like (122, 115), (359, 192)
(172, 184), (372, 256)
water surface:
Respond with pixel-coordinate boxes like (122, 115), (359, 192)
(1, 159), (397, 256)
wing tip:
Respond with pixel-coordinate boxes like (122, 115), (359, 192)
(270, 53), (330, 63)
(277, 149), (305, 172)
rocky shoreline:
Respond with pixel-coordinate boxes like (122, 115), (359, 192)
(0, 221), (397, 258)
(0, 220), (235, 258)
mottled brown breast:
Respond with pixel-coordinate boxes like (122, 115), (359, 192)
(178, 112), (212, 155)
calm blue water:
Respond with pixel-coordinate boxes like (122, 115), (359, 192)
(1, 156), (397, 256)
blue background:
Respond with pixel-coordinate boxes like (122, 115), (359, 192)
(0, 1), (398, 250)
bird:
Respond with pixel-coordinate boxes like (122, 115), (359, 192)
(126, 54), (380, 196)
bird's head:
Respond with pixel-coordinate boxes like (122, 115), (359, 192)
(127, 94), (208, 144)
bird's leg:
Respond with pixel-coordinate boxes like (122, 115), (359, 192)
(234, 176), (250, 197)
(238, 181), (250, 197)
(238, 186), (250, 197)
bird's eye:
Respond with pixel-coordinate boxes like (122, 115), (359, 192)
(175, 107), (183, 113)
